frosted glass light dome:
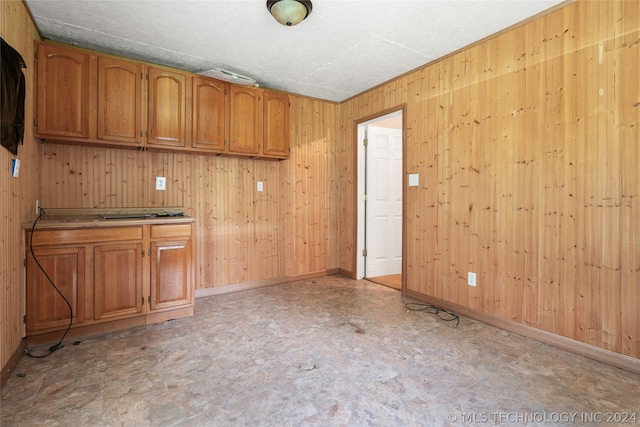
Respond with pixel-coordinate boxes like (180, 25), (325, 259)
(267, 0), (312, 26)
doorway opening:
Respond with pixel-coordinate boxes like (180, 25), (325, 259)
(356, 109), (404, 290)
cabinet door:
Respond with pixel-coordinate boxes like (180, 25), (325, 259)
(26, 246), (85, 332)
(150, 239), (192, 310)
(97, 56), (143, 145)
(192, 76), (228, 152)
(147, 67), (188, 147)
(229, 86), (261, 155)
(36, 43), (93, 138)
(94, 242), (144, 319)
(263, 91), (290, 158)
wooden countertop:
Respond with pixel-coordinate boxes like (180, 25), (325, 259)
(22, 207), (194, 230)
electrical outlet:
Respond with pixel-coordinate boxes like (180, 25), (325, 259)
(155, 176), (166, 191)
(35, 199), (39, 215)
(468, 272), (477, 287)
(257, 181), (263, 192)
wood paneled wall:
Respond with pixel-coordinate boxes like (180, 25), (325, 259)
(40, 95), (339, 289)
(2, 4), (338, 380)
(1, 0), (42, 384)
(338, 0), (639, 359)
(4, 0), (637, 381)
(286, 96), (340, 275)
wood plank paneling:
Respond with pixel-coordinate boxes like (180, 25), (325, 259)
(285, 96), (337, 276)
(3, 5), (338, 378)
(1, 0), (41, 385)
(5, 0), (636, 380)
(338, 0), (640, 359)
(615, 0), (640, 358)
(40, 97), (339, 291)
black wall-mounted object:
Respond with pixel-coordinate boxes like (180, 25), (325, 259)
(1, 37), (27, 155)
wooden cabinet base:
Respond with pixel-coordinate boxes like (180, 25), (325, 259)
(26, 306), (194, 347)
(145, 306), (194, 325)
(24, 210), (195, 349)
(26, 316), (145, 347)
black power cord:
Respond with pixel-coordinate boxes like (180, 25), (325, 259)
(405, 302), (460, 328)
(24, 208), (73, 358)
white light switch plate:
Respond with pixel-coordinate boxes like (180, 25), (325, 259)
(257, 181), (263, 192)
(468, 272), (477, 287)
(408, 173), (419, 187)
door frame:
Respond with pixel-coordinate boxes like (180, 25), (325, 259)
(354, 104), (407, 291)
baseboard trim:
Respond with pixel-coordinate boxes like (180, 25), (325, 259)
(25, 316), (147, 348)
(338, 268), (355, 279)
(405, 289), (640, 375)
(195, 269), (339, 299)
(146, 306), (194, 325)
(291, 269), (341, 282)
(1, 339), (26, 388)
(326, 268), (341, 276)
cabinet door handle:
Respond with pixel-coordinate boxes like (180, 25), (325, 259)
(142, 250), (145, 257)
(141, 297), (145, 305)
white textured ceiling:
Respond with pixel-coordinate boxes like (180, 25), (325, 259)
(24, 0), (566, 102)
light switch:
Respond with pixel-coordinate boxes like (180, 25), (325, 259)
(257, 181), (264, 192)
(468, 272), (477, 287)
(11, 159), (20, 178)
(408, 173), (419, 187)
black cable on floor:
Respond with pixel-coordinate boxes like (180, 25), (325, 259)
(405, 302), (460, 328)
(24, 208), (73, 358)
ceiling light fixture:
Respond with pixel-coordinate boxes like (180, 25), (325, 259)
(266, 0), (312, 26)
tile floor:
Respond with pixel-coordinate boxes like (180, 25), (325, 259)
(2, 276), (639, 426)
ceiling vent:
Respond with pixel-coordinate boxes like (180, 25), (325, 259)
(197, 68), (258, 87)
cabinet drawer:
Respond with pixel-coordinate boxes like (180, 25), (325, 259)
(30, 227), (143, 246)
(151, 224), (192, 239)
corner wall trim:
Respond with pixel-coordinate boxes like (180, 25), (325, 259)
(338, 268), (355, 279)
(405, 289), (640, 375)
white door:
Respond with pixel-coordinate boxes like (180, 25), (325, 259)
(365, 125), (402, 277)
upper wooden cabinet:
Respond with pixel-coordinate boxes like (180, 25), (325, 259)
(191, 76), (228, 152)
(228, 86), (290, 159)
(34, 42), (290, 159)
(36, 43), (94, 139)
(229, 85), (262, 156)
(97, 56), (144, 145)
(263, 91), (290, 158)
(35, 43), (188, 151)
(147, 67), (189, 148)
(35, 42), (145, 146)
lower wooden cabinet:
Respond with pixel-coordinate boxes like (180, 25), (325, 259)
(149, 223), (193, 310)
(25, 221), (194, 341)
(26, 246), (86, 332)
(93, 241), (144, 320)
